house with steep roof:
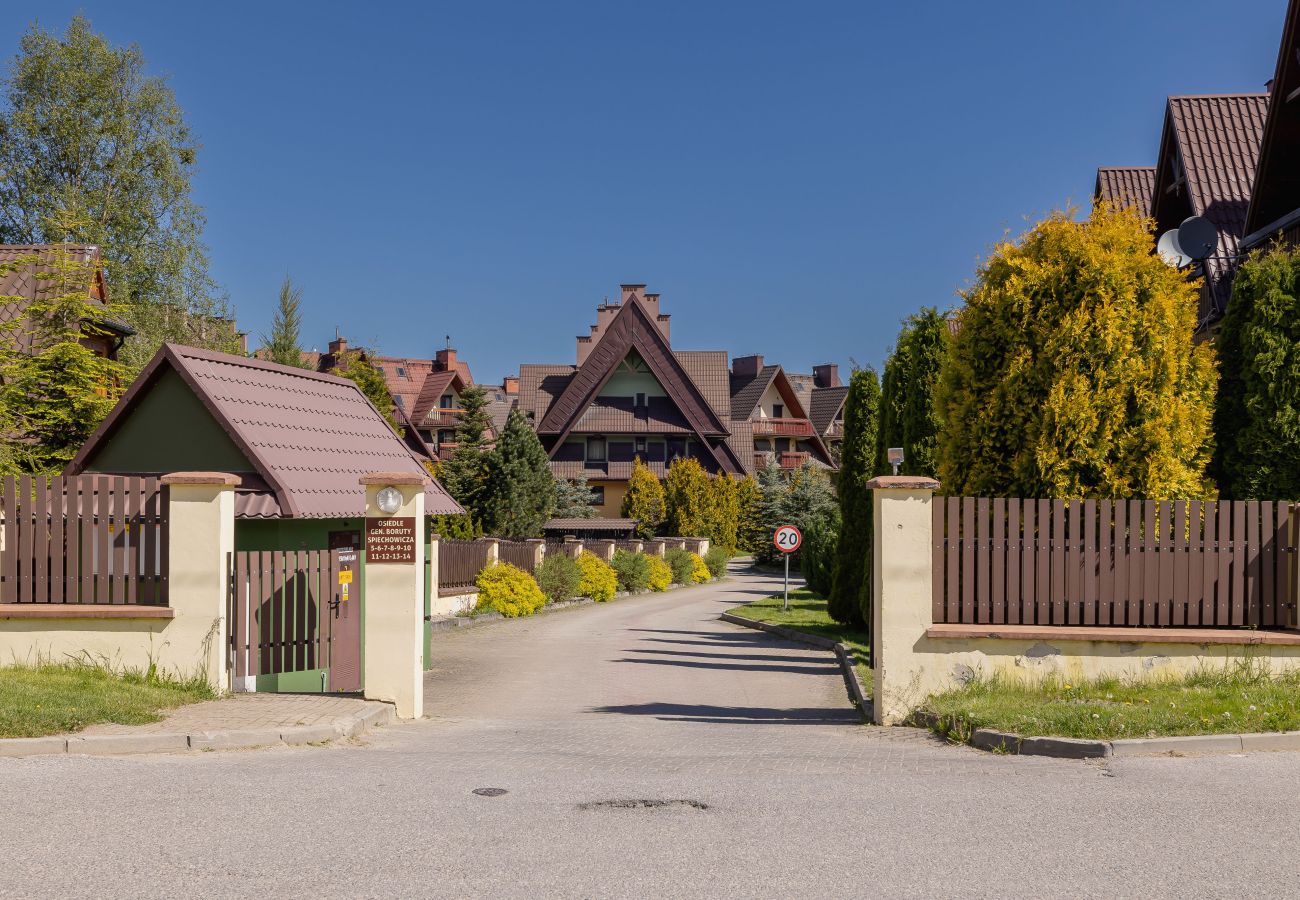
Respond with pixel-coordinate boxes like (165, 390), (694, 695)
(518, 284), (749, 516)
(728, 355), (835, 472)
(67, 343), (462, 543)
(1243, 0), (1300, 255)
(1094, 167), (1156, 217)
(0, 244), (133, 359)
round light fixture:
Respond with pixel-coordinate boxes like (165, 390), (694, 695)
(376, 486), (403, 515)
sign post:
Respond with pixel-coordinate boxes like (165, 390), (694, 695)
(772, 524), (802, 611)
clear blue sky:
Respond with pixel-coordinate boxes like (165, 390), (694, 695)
(2, 2), (1288, 383)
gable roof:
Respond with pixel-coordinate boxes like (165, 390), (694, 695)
(410, 370), (464, 426)
(535, 296), (729, 439)
(675, 350), (731, 422)
(809, 385), (849, 435)
(1152, 95), (1268, 262)
(0, 245), (131, 352)
(518, 364), (574, 422)
(1246, 0), (1300, 239)
(729, 365), (780, 420)
(68, 344), (462, 519)
(1094, 167), (1156, 217)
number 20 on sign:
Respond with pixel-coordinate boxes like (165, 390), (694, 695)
(773, 525), (802, 611)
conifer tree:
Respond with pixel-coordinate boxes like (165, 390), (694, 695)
(261, 277), (308, 367)
(482, 409), (555, 539)
(877, 308), (946, 477)
(938, 204), (1216, 498)
(622, 458), (666, 537)
(554, 474), (597, 519)
(707, 474), (740, 554)
(439, 383), (494, 521)
(1210, 243), (1300, 498)
(664, 457), (712, 537)
(735, 475), (764, 553)
(829, 367), (880, 628)
(0, 239), (128, 473)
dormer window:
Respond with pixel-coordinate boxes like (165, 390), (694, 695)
(772, 404), (784, 418)
(396, 366), (408, 378)
(394, 395), (405, 408)
(440, 394), (454, 408)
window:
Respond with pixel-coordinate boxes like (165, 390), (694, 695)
(635, 392), (646, 409)
(772, 404), (784, 418)
(440, 394), (454, 408)
(587, 436), (607, 462)
(590, 486), (606, 505)
(396, 366), (408, 378)
(437, 430), (452, 444)
(635, 437), (646, 454)
(394, 395), (405, 408)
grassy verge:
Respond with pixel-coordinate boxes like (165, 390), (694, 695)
(726, 590), (871, 689)
(919, 662), (1300, 741)
(0, 662), (215, 738)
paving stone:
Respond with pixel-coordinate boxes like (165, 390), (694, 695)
(1111, 734), (1245, 756)
(0, 736), (66, 757)
(66, 733), (189, 755)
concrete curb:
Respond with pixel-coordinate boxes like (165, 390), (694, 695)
(719, 611), (873, 722)
(912, 710), (1300, 759)
(430, 580), (707, 633)
(0, 700), (396, 759)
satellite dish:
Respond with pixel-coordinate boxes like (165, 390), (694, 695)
(1177, 216), (1218, 260)
(1158, 229), (1192, 268)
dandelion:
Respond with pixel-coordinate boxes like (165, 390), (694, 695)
(1249, 705), (1257, 711)
(1092, 713), (1100, 719)
(1063, 684), (1073, 690)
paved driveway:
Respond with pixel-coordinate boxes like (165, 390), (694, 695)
(3, 565), (1300, 898)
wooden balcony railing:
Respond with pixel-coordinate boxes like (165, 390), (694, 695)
(422, 408), (463, 428)
(753, 451), (812, 471)
(751, 417), (816, 438)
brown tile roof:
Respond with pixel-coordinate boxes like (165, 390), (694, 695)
(729, 365), (780, 420)
(518, 364), (575, 421)
(1246, 0), (1300, 238)
(724, 420), (756, 474)
(808, 385), (849, 435)
(69, 344), (463, 518)
(675, 350), (731, 423)
(410, 370), (462, 426)
(1157, 95), (1268, 261)
(544, 517), (637, 531)
(568, 396), (694, 434)
(1094, 167), (1156, 217)
(0, 244), (129, 351)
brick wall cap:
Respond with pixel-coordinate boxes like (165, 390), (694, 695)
(866, 475), (940, 490)
(160, 472), (241, 487)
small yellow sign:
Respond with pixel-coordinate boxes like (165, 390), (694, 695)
(341, 583), (350, 602)
(338, 570), (353, 585)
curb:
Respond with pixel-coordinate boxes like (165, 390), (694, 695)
(0, 700), (396, 759)
(430, 580), (709, 634)
(910, 710), (1300, 759)
(719, 611), (873, 722)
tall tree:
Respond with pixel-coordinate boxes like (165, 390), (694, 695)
(0, 16), (236, 369)
(482, 409), (555, 539)
(622, 458), (666, 538)
(877, 308), (946, 477)
(554, 473), (597, 519)
(938, 205), (1216, 499)
(329, 349), (397, 430)
(0, 240), (128, 473)
(707, 474), (740, 554)
(1210, 243), (1300, 498)
(261, 277), (308, 367)
(735, 475), (764, 553)
(829, 367), (880, 628)
(664, 458), (712, 537)
(439, 383), (493, 522)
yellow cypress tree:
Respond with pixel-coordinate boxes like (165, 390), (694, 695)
(938, 204), (1216, 499)
(621, 457), (665, 538)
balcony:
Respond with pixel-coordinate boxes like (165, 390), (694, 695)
(751, 417), (815, 438)
(422, 408), (464, 428)
(753, 451), (812, 471)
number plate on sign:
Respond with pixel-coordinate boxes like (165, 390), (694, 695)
(773, 524), (802, 553)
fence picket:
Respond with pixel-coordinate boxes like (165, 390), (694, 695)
(1036, 500), (1050, 625)
(1098, 500), (1112, 626)
(1082, 500), (1096, 626)
(1261, 503), (1275, 629)
(33, 477), (48, 603)
(1246, 500), (1261, 627)
(50, 476), (64, 604)
(66, 478), (80, 604)
(1, 477), (14, 603)
(976, 498), (991, 624)
(1172, 502), (1187, 627)
(1231, 501), (1246, 626)
(991, 499), (1005, 625)
(1007, 500), (1022, 625)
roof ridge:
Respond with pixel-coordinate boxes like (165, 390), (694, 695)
(171, 343), (357, 387)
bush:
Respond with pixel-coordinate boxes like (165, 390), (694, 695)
(688, 552), (710, 584)
(611, 550), (651, 594)
(664, 547), (695, 584)
(646, 555), (672, 591)
(802, 516), (839, 599)
(475, 563), (546, 618)
(535, 553), (581, 604)
(576, 551), (617, 601)
(703, 547), (730, 579)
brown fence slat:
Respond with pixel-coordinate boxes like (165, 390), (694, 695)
(1245, 500), (1261, 627)
(1049, 500), (1064, 625)
(1036, 499), (1050, 625)
(1187, 501), (1202, 627)
(17, 475), (32, 602)
(1098, 500), (1112, 626)
(33, 477), (48, 603)
(1261, 502), (1275, 629)
(1172, 502), (1187, 627)
(991, 498), (1005, 625)
(960, 497), (975, 624)
(124, 478), (140, 605)
(1231, 501), (1246, 626)
(1217, 501), (1232, 627)
(1155, 501), (1171, 627)
(50, 476), (64, 603)
(110, 477), (127, 603)
(1202, 501), (1217, 627)
(1007, 500), (1022, 625)
(65, 478), (81, 604)
(1082, 500), (1096, 626)
(976, 498), (991, 625)
(1, 477), (15, 603)
(1112, 501), (1127, 626)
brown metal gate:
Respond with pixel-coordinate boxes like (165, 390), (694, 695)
(228, 538), (362, 693)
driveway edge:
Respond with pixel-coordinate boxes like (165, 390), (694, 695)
(719, 611), (873, 722)
(0, 700), (396, 759)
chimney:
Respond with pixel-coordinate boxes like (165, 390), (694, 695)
(813, 363), (841, 388)
(435, 347), (458, 372)
(732, 355), (764, 377)
(620, 283), (646, 305)
(502, 375), (519, 395)
(328, 335), (348, 356)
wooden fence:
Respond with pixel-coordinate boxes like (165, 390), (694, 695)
(228, 549), (337, 679)
(933, 497), (1299, 629)
(497, 540), (539, 573)
(545, 541), (582, 560)
(0, 475), (168, 605)
(439, 539), (492, 590)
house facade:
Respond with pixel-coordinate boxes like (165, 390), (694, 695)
(0, 244), (133, 359)
(519, 284), (840, 518)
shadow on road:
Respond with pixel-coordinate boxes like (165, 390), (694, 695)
(626, 647), (828, 664)
(590, 701), (859, 725)
(615, 657), (840, 675)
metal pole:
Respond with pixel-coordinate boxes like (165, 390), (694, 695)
(783, 552), (789, 611)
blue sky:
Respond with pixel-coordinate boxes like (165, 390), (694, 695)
(1, 2), (1288, 383)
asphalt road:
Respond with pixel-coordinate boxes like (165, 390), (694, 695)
(4, 564), (1300, 898)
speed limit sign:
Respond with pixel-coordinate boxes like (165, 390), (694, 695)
(773, 524), (802, 554)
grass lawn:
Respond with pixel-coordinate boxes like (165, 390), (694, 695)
(0, 663), (215, 738)
(726, 590), (871, 688)
(920, 663), (1300, 741)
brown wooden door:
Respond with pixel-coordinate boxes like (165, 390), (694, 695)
(328, 531), (363, 693)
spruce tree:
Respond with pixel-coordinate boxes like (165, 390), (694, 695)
(664, 458), (712, 537)
(938, 204), (1216, 498)
(554, 474), (597, 519)
(877, 308), (946, 477)
(1210, 243), (1300, 498)
(829, 367), (880, 628)
(440, 383), (493, 521)
(261, 277), (308, 367)
(622, 458), (666, 537)
(0, 239), (128, 473)
(482, 409), (555, 539)
(735, 475), (764, 553)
